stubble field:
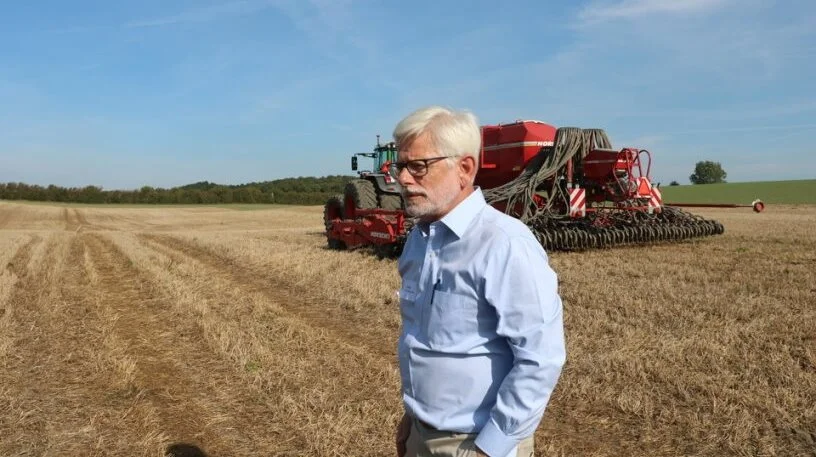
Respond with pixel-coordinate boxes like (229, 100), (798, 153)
(0, 201), (813, 457)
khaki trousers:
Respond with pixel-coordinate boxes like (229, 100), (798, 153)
(405, 418), (534, 457)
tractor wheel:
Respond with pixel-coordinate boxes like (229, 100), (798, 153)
(374, 243), (403, 259)
(323, 194), (345, 232)
(379, 194), (402, 210)
(345, 179), (377, 212)
(327, 237), (345, 250)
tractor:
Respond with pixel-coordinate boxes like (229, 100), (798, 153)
(323, 136), (407, 257)
(346, 135), (403, 211)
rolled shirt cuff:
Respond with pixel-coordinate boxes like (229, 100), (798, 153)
(474, 419), (520, 457)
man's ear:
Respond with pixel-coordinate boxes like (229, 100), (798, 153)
(459, 155), (477, 187)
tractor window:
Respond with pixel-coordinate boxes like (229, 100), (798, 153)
(376, 146), (396, 169)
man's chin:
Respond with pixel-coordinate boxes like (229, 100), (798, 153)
(404, 204), (429, 219)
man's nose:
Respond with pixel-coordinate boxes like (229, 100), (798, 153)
(396, 166), (415, 186)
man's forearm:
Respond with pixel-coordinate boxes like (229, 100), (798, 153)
(473, 320), (566, 456)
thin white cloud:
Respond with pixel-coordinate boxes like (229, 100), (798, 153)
(45, 24), (117, 34)
(537, 1), (816, 127)
(272, 0), (377, 65)
(578, 0), (730, 25)
(125, 0), (276, 28)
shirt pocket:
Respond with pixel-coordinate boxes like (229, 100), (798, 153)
(426, 289), (480, 349)
(399, 283), (419, 328)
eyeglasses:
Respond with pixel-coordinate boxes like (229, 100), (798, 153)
(389, 156), (452, 178)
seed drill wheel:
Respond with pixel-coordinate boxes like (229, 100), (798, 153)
(345, 179), (377, 216)
(378, 194), (402, 210)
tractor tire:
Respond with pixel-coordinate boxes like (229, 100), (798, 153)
(379, 194), (402, 210)
(323, 194), (345, 232)
(345, 179), (377, 210)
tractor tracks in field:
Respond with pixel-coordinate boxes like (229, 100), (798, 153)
(74, 208), (90, 227)
(4, 236), (41, 278)
(62, 208), (81, 232)
(2, 232), (301, 455)
(139, 233), (398, 365)
(130, 233), (401, 455)
(0, 235), (63, 452)
(3, 230), (400, 456)
(2, 235), (163, 455)
(0, 235), (42, 342)
(3, 233), (207, 456)
(80, 233), (301, 455)
(62, 208), (97, 232)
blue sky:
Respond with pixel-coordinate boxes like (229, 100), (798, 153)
(1, 0), (814, 190)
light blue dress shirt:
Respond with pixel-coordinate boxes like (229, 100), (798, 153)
(397, 187), (566, 457)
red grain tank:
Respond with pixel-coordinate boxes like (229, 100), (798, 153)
(476, 120), (557, 189)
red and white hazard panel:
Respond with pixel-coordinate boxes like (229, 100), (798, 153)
(649, 185), (663, 213)
(569, 187), (586, 218)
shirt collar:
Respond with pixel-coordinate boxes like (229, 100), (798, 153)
(439, 187), (486, 239)
(416, 187), (487, 239)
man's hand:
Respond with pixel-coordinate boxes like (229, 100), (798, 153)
(395, 413), (412, 457)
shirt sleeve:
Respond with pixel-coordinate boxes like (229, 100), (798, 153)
(474, 234), (566, 457)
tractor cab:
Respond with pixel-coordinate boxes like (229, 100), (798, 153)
(351, 135), (398, 176)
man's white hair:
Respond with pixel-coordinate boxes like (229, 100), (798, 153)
(392, 106), (481, 163)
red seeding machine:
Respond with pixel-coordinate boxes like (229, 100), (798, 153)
(324, 120), (763, 256)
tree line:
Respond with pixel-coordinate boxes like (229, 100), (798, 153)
(0, 161), (729, 204)
(0, 175), (355, 205)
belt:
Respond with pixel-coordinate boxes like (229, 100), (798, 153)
(413, 416), (440, 431)
(413, 418), (477, 438)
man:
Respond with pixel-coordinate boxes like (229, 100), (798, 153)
(391, 106), (566, 457)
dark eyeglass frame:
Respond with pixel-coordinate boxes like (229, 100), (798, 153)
(388, 156), (452, 177)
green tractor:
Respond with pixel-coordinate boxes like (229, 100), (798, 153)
(323, 136), (404, 235)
